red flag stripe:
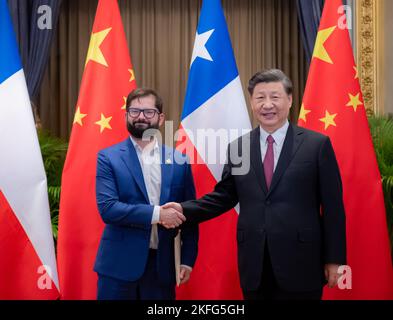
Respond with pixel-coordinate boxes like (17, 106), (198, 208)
(0, 191), (58, 299)
(175, 127), (243, 299)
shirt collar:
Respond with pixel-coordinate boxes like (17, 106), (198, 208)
(129, 135), (160, 154)
(259, 120), (289, 147)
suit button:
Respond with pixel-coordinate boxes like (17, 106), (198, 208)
(266, 200), (271, 205)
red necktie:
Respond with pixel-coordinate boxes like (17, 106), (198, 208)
(263, 135), (275, 189)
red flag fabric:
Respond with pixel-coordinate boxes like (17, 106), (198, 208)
(57, 0), (136, 299)
(299, 0), (393, 299)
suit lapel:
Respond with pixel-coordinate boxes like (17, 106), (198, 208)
(267, 124), (305, 196)
(120, 138), (150, 203)
(250, 127), (268, 195)
(159, 145), (173, 205)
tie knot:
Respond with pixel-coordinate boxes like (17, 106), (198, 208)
(267, 135), (274, 144)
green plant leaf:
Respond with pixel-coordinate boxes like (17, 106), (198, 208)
(37, 129), (67, 246)
(368, 115), (393, 261)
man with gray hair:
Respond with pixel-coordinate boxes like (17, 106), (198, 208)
(164, 69), (346, 300)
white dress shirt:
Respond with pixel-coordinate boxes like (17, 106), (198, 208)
(259, 121), (289, 171)
(130, 136), (193, 271)
(130, 137), (161, 249)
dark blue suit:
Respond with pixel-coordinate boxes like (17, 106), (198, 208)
(94, 138), (198, 299)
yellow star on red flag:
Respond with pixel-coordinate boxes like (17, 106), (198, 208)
(353, 66), (359, 79)
(85, 28), (112, 67)
(128, 69), (135, 82)
(312, 26), (336, 64)
(298, 104), (311, 123)
(319, 110), (337, 130)
(346, 93), (363, 112)
(121, 96), (127, 110)
(95, 113), (113, 133)
(73, 106), (87, 126)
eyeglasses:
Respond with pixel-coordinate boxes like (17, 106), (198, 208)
(127, 108), (160, 119)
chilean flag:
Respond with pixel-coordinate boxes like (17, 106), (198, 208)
(0, 0), (59, 299)
(176, 0), (251, 299)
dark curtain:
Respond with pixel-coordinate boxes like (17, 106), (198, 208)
(296, 0), (324, 64)
(7, 0), (62, 100)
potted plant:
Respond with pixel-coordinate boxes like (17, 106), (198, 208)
(37, 129), (68, 244)
(368, 115), (393, 259)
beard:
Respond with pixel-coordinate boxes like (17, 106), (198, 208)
(127, 120), (159, 139)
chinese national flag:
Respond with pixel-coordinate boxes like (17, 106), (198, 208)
(57, 0), (136, 299)
(299, 0), (393, 299)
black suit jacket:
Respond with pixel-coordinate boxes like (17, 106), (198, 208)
(181, 124), (346, 292)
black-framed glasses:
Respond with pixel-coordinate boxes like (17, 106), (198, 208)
(127, 108), (160, 119)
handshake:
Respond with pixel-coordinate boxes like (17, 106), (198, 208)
(159, 202), (185, 229)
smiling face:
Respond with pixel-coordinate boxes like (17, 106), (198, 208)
(126, 95), (165, 139)
(250, 81), (292, 133)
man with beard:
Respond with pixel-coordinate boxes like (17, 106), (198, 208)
(94, 88), (198, 300)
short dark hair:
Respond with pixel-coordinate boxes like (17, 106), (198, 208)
(126, 88), (163, 113)
(247, 69), (293, 96)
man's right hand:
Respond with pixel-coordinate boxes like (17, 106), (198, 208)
(159, 203), (185, 228)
